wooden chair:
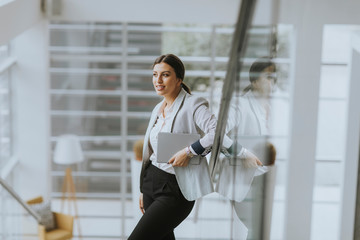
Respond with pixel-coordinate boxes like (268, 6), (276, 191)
(27, 196), (74, 240)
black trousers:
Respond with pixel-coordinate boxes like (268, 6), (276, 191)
(128, 164), (195, 240)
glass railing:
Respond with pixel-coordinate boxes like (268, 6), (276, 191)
(0, 171), (40, 240)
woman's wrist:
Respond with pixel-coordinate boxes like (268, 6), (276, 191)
(185, 146), (194, 158)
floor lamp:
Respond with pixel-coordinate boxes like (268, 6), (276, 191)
(54, 134), (84, 239)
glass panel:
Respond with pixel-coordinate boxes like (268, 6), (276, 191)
(211, 20), (294, 239)
(50, 24), (123, 48)
(51, 60), (122, 70)
(51, 95), (121, 111)
(52, 175), (122, 194)
(128, 31), (161, 56)
(128, 62), (152, 70)
(128, 96), (160, 112)
(270, 96), (291, 136)
(322, 25), (360, 63)
(320, 65), (349, 99)
(127, 75), (154, 91)
(51, 73), (121, 90)
(162, 25), (212, 57)
(215, 61), (228, 71)
(276, 25), (293, 58)
(314, 161), (342, 186)
(215, 30), (233, 57)
(243, 26), (276, 58)
(51, 116), (121, 136)
(316, 100), (346, 158)
(127, 117), (150, 136)
(311, 202), (340, 240)
(184, 76), (211, 92)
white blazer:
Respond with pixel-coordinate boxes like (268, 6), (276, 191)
(140, 90), (215, 201)
(226, 91), (269, 136)
(216, 90), (269, 202)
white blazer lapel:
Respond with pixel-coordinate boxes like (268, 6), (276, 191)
(169, 90), (187, 132)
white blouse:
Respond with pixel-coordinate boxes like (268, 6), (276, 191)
(149, 103), (177, 173)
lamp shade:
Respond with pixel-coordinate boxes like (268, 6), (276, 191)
(53, 134), (84, 165)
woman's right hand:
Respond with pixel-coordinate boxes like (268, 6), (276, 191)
(139, 193), (144, 214)
(242, 149), (263, 168)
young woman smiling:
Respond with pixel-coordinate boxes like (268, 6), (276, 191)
(128, 54), (218, 240)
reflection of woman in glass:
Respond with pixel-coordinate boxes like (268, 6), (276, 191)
(216, 57), (277, 239)
(227, 57), (277, 137)
(129, 54), (219, 240)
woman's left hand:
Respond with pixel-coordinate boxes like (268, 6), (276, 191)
(168, 148), (190, 167)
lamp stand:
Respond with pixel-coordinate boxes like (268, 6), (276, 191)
(61, 167), (82, 239)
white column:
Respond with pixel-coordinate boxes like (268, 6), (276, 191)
(339, 32), (360, 240)
(0, 0), (42, 45)
(284, 21), (323, 240)
(12, 19), (50, 199)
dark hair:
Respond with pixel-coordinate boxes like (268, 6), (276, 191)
(152, 54), (191, 94)
(243, 57), (277, 93)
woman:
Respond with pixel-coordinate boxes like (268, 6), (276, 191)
(128, 54), (218, 240)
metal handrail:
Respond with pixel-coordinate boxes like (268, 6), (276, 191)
(209, 0), (258, 179)
(0, 177), (41, 223)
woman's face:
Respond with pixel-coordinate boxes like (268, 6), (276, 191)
(252, 65), (276, 96)
(153, 62), (182, 99)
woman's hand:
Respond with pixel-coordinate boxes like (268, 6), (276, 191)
(168, 148), (190, 167)
(242, 150), (263, 168)
(139, 193), (144, 214)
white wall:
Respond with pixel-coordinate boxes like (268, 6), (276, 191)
(12, 19), (50, 199)
(48, 0), (240, 24)
(47, 0), (278, 26)
(276, 1), (360, 240)
(0, 0), (42, 45)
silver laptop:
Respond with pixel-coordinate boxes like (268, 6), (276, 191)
(157, 132), (200, 163)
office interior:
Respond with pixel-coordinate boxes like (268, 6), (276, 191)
(1, 0), (360, 239)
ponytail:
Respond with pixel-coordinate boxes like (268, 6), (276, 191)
(242, 84), (252, 94)
(181, 82), (191, 94)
